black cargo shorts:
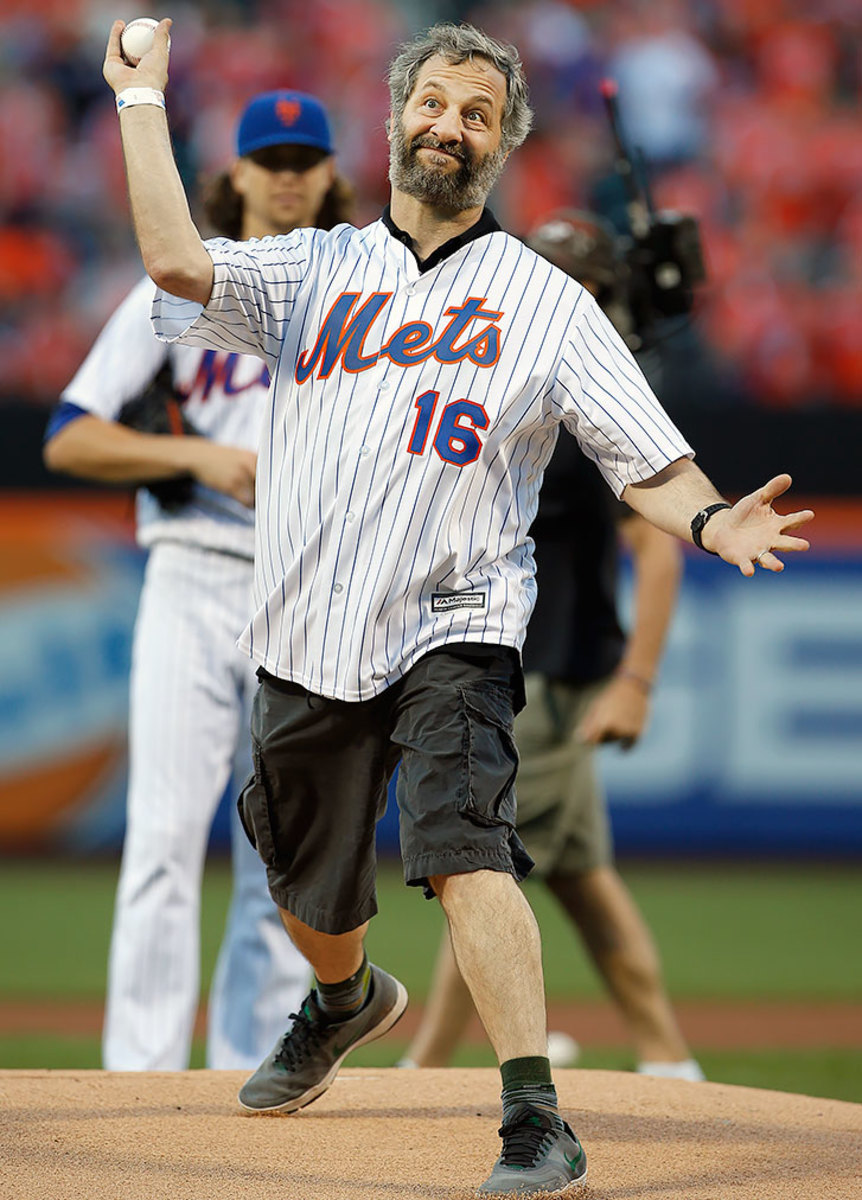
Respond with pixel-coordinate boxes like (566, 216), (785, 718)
(237, 647), (534, 934)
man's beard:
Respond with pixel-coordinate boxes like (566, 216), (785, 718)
(389, 123), (507, 212)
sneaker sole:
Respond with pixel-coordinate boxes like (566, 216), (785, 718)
(238, 979), (409, 1115)
(477, 1165), (588, 1197)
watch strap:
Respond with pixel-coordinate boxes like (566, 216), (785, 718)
(691, 502), (732, 553)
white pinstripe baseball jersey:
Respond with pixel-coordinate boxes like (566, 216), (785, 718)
(153, 214), (693, 701)
(62, 276), (270, 558)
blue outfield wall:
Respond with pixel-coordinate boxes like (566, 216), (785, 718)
(0, 495), (860, 856)
(375, 551), (862, 857)
(574, 552), (862, 855)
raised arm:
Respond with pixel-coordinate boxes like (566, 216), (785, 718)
(102, 19), (213, 304)
(622, 457), (814, 577)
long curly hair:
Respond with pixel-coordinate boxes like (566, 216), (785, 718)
(201, 170), (355, 240)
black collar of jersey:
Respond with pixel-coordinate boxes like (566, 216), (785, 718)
(382, 204), (502, 273)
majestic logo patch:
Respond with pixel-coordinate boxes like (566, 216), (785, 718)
(430, 591), (486, 613)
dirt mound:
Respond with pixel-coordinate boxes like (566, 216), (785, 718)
(1, 1067), (859, 1199)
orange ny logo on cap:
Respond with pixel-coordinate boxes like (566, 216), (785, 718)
(276, 99), (302, 127)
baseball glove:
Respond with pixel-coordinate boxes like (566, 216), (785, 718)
(117, 365), (199, 511)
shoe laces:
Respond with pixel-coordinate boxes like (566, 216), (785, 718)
(497, 1106), (559, 1168)
(273, 996), (330, 1070)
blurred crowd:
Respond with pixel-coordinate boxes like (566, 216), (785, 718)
(1, 0), (860, 408)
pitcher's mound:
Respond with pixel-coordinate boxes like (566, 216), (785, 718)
(1, 1067), (859, 1199)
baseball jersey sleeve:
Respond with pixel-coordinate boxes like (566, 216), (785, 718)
(551, 288), (694, 497)
(152, 231), (316, 371)
(61, 277), (167, 418)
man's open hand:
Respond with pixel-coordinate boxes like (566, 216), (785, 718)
(702, 474), (814, 575)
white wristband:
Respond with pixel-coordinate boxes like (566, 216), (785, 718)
(116, 87), (166, 114)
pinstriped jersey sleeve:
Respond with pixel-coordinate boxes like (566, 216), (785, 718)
(551, 287), (694, 497)
(151, 229), (317, 371)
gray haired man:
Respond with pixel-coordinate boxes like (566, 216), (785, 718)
(103, 17), (812, 1197)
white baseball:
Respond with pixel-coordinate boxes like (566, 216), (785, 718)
(120, 17), (162, 67)
(546, 1030), (581, 1068)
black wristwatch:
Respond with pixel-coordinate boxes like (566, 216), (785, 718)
(690, 502), (732, 553)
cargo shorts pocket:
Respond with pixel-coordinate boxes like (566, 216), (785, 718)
(458, 682), (520, 830)
(237, 738), (280, 868)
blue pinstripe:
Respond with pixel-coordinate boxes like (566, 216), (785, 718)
(153, 220), (693, 702)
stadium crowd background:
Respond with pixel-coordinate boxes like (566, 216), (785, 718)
(0, 0), (860, 413)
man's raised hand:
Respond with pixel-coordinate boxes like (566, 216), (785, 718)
(702, 474), (814, 576)
(103, 18), (172, 95)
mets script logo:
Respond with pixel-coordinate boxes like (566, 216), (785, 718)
(295, 293), (503, 383)
(276, 98), (302, 127)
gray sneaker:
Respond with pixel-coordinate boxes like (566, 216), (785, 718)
(477, 1103), (587, 1197)
(238, 965), (407, 1113)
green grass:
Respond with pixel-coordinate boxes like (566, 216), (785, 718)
(3, 1036), (858, 1104)
(0, 1035), (105, 1071)
(2, 858), (860, 1001)
(0, 857), (860, 1099)
(374, 860), (862, 1003)
(365, 1043), (862, 1105)
(0, 858), (234, 997)
(567, 862), (862, 1001)
(691, 1049), (862, 1104)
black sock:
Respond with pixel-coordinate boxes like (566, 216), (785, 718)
(315, 952), (371, 1020)
(500, 1056), (559, 1123)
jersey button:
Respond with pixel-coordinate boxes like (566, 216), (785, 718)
(345, 511), (355, 523)
(333, 583), (344, 594)
(406, 285), (416, 296)
(378, 379), (390, 391)
(359, 446), (370, 456)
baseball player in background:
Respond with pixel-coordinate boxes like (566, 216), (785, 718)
(102, 17), (813, 1197)
(400, 212), (704, 1082)
(43, 89), (353, 1070)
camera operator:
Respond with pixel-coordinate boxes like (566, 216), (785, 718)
(400, 211), (704, 1081)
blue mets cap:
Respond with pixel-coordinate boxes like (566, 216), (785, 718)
(236, 90), (334, 157)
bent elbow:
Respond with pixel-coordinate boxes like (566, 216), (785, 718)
(43, 434), (73, 475)
(145, 254), (212, 307)
(42, 437), (60, 471)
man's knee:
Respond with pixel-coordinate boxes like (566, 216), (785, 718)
(429, 866), (518, 911)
